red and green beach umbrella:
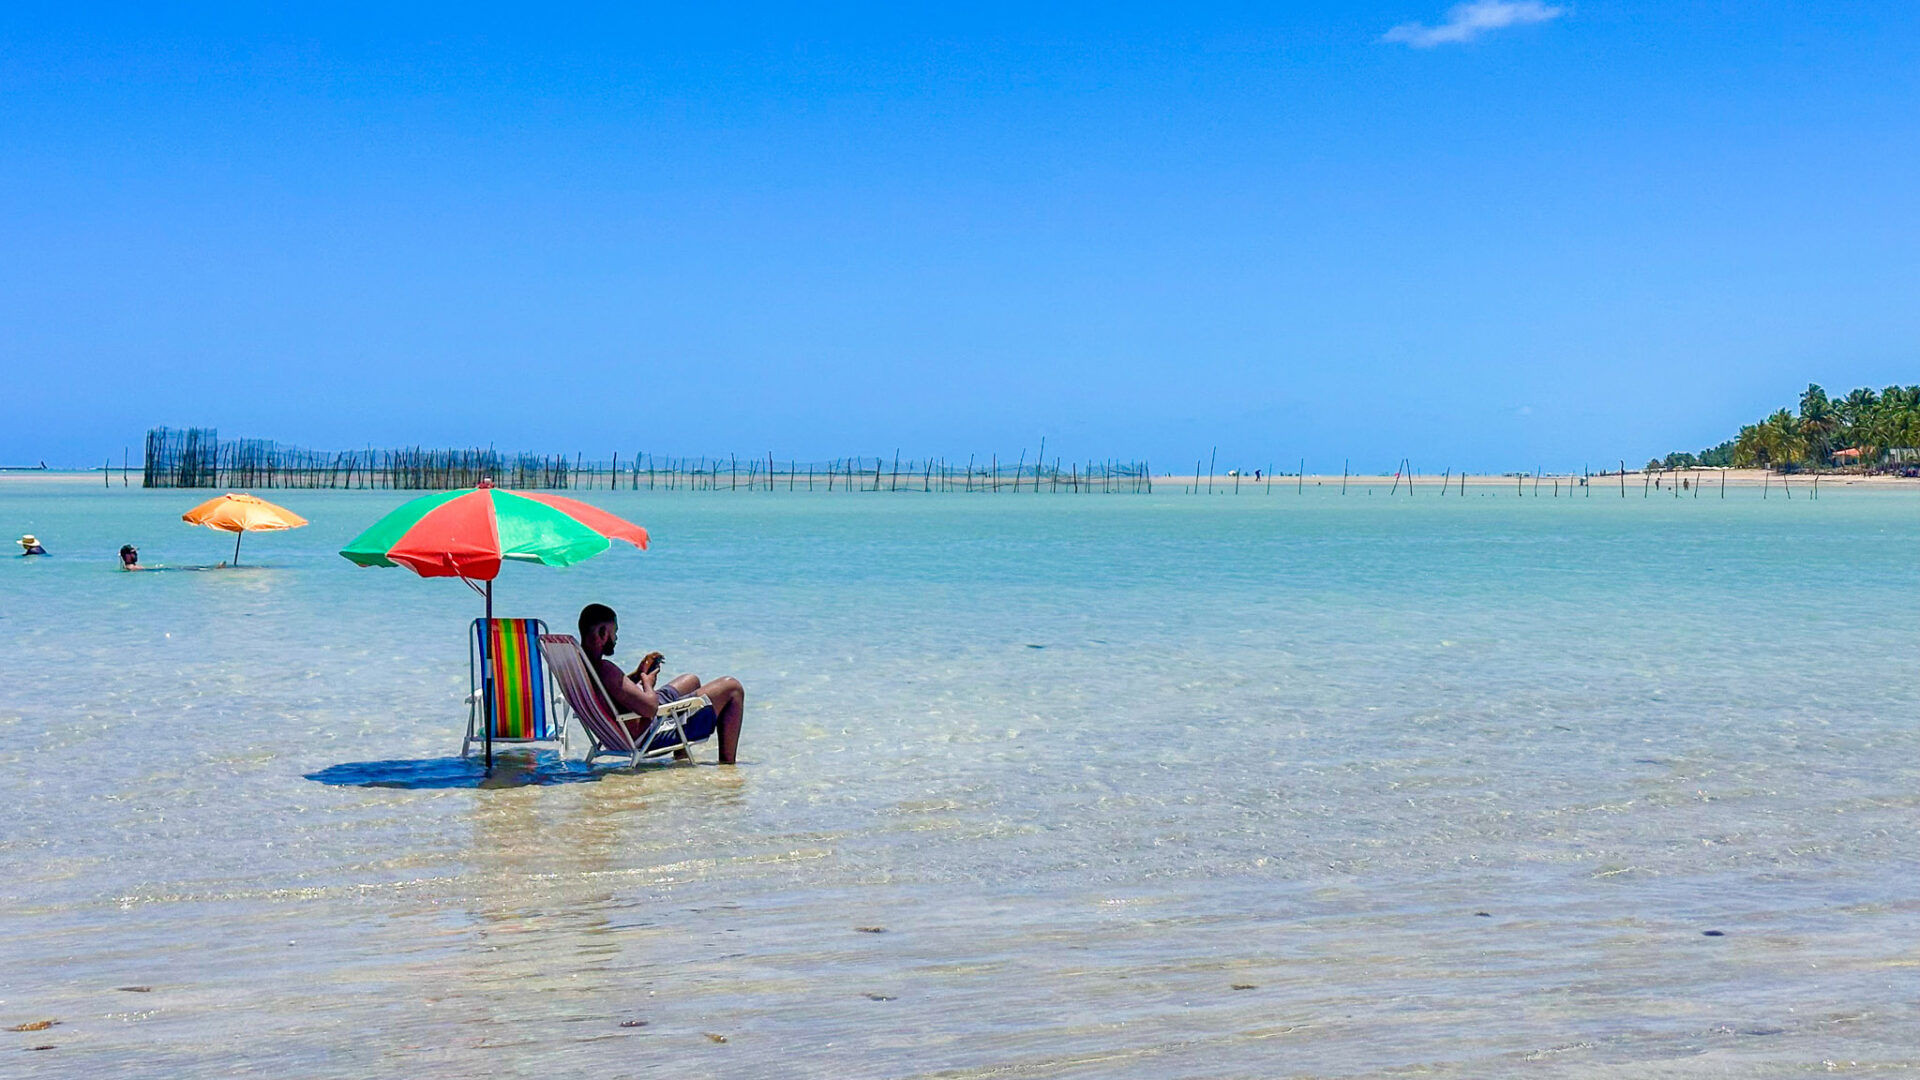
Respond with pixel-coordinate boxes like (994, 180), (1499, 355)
(340, 481), (649, 768)
(340, 481), (648, 583)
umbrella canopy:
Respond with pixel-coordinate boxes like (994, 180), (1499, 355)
(182, 493), (308, 565)
(339, 484), (648, 580)
(183, 492), (309, 533)
(338, 481), (649, 770)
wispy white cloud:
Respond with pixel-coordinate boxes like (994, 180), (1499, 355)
(1384, 1), (1567, 48)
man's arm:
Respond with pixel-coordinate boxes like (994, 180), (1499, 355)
(597, 658), (660, 720)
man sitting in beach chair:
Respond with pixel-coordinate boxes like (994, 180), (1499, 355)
(577, 603), (746, 764)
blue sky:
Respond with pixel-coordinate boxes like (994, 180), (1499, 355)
(3, 3), (1917, 471)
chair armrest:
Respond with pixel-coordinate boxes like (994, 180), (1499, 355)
(657, 695), (712, 719)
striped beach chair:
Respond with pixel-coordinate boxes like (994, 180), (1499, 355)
(463, 618), (565, 758)
(536, 633), (712, 768)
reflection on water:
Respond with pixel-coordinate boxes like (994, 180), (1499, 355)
(6, 481), (1920, 1076)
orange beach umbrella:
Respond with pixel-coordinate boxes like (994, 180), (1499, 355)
(182, 493), (308, 565)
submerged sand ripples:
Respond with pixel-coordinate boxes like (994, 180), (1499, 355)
(7, 486), (1920, 1075)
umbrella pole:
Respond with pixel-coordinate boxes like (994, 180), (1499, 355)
(232, 530), (243, 566)
(484, 579), (494, 772)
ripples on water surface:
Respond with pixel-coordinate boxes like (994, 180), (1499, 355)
(4, 478), (1920, 1077)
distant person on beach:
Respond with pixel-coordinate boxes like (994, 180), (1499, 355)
(17, 535), (45, 556)
(119, 545), (145, 570)
(577, 603), (746, 764)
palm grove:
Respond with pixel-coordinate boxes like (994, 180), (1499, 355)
(1660, 384), (1920, 471)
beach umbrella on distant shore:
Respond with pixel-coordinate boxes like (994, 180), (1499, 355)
(338, 480), (649, 767)
(182, 493), (308, 565)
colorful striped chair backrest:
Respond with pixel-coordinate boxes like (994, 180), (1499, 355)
(537, 634), (634, 753)
(473, 619), (553, 741)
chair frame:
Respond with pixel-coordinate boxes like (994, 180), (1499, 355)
(463, 618), (568, 759)
(536, 633), (713, 768)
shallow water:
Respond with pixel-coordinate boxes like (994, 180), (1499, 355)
(4, 476), (1920, 1077)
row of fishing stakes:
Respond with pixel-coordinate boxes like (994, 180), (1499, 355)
(601, 445), (1155, 494)
(132, 430), (1827, 499)
(137, 428), (1156, 493)
(1209, 458), (1820, 500)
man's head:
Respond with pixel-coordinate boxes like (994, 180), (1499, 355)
(119, 544), (138, 566)
(579, 603), (619, 658)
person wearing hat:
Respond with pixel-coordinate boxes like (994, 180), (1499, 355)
(17, 535), (46, 556)
(119, 544), (145, 570)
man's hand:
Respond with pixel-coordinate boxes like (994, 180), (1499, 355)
(630, 651), (664, 681)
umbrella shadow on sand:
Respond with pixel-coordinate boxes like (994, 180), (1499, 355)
(305, 749), (616, 789)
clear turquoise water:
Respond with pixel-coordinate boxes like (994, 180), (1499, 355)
(5, 476), (1920, 1077)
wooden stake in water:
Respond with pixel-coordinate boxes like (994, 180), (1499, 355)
(1342, 459), (1348, 495)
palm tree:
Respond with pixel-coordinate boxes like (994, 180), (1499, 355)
(1670, 383), (1920, 472)
(1764, 409), (1807, 469)
(1839, 386), (1879, 441)
(1857, 387), (1919, 464)
(1799, 383), (1837, 463)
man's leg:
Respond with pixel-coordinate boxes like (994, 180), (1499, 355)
(667, 673), (701, 697)
(694, 677), (745, 764)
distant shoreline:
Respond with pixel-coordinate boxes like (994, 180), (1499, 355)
(1170, 467), (1918, 489)
(8, 466), (1919, 490)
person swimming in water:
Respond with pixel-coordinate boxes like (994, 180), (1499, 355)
(17, 535), (46, 556)
(119, 544), (145, 570)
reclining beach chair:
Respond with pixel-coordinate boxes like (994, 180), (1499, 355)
(463, 618), (566, 758)
(536, 633), (713, 768)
